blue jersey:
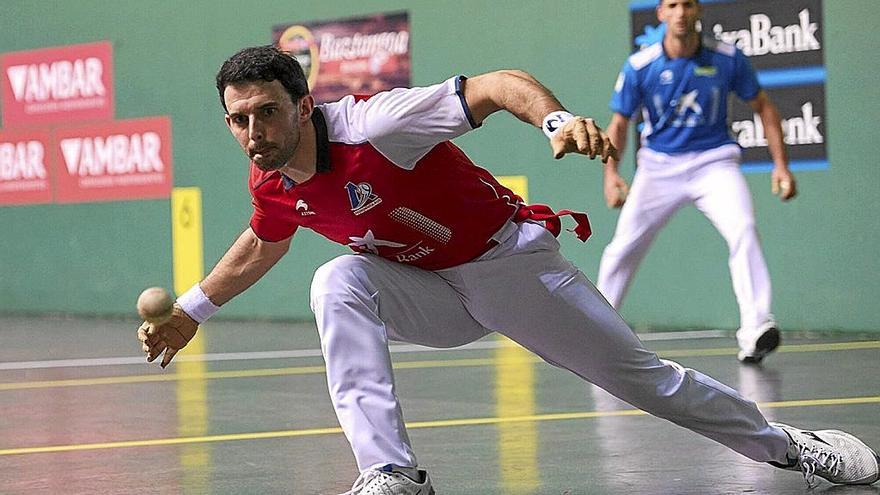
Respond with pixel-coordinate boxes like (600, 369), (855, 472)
(610, 38), (761, 153)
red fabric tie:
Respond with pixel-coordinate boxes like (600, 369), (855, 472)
(513, 203), (592, 242)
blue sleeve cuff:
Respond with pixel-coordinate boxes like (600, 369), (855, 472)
(739, 86), (762, 102)
(609, 104), (635, 118)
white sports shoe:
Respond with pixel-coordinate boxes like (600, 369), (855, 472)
(340, 464), (435, 495)
(736, 318), (780, 363)
(770, 422), (880, 487)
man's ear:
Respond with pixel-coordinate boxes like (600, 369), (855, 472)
(299, 95), (315, 124)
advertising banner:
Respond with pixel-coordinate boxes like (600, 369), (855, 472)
(1, 41), (114, 127)
(0, 129), (53, 205)
(731, 83), (825, 169)
(628, 0), (826, 171)
(273, 11), (411, 103)
(53, 116), (172, 203)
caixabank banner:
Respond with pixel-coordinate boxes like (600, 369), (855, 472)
(273, 11), (411, 104)
(629, 0), (826, 172)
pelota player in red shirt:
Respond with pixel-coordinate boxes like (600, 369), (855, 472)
(138, 45), (878, 494)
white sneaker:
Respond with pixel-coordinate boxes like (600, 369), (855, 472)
(770, 422), (880, 487)
(737, 318), (780, 363)
(340, 464), (435, 495)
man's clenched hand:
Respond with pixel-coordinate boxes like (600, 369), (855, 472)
(550, 117), (619, 162)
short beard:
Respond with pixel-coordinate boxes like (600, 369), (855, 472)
(253, 155), (285, 171)
(252, 132), (299, 172)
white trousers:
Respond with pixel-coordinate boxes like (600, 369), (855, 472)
(597, 144), (772, 329)
(309, 220), (789, 472)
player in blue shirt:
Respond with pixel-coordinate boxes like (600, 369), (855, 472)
(597, 0), (797, 363)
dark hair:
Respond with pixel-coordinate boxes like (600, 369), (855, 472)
(215, 45), (309, 113)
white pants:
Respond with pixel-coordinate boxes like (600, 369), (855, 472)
(310, 220), (789, 472)
(597, 144), (772, 329)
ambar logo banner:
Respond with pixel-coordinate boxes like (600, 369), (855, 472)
(54, 117), (172, 204)
(629, 0), (827, 172)
(1, 41), (114, 127)
(273, 11), (411, 104)
(0, 129), (53, 205)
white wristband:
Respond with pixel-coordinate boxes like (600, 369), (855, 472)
(542, 111), (574, 139)
(176, 283), (220, 323)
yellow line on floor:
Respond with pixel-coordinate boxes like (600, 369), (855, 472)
(1, 395), (878, 457)
(760, 396), (880, 409)
(661, 340), (880, 358)
(1, 341), (878, 392)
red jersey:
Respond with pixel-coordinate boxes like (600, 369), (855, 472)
(249, 76), (589, 271)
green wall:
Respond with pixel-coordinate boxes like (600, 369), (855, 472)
(1, 0), (878, 332)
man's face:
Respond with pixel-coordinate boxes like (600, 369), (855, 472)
(223, 79), (309, 171)
(657, 0), (701, 37)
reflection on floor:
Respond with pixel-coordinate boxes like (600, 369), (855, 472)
(0, 316), (878, 494)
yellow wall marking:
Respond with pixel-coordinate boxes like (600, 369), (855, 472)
(171, 187), (210, 491)
(496, 175), (529, 204)
(171, 188), (205, 297)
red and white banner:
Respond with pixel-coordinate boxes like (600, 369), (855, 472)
(53, 117), (172, 203)
(0, 129), (53, 205)
(1, 41), (114, 127)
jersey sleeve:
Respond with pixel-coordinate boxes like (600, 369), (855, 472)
(732, 49), (761, 101)
(248, 169), (298, 242)
(609, 61), (641, 117)
(351, 76), (477, 169)
(249, 200), (297, 242)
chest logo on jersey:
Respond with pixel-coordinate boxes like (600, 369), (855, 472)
(346, 181), (382, 216)
(295, 199), (316, 216)
(675, 90), (703, 116)
(695, 66), (717, 77)
(660, 70), (674, 85)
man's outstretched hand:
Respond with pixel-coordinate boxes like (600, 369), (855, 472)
(137, 304), (199, 368)
(550, 117), (619, 162)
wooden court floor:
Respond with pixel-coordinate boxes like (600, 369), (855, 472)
(1, 316), (878, 494)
